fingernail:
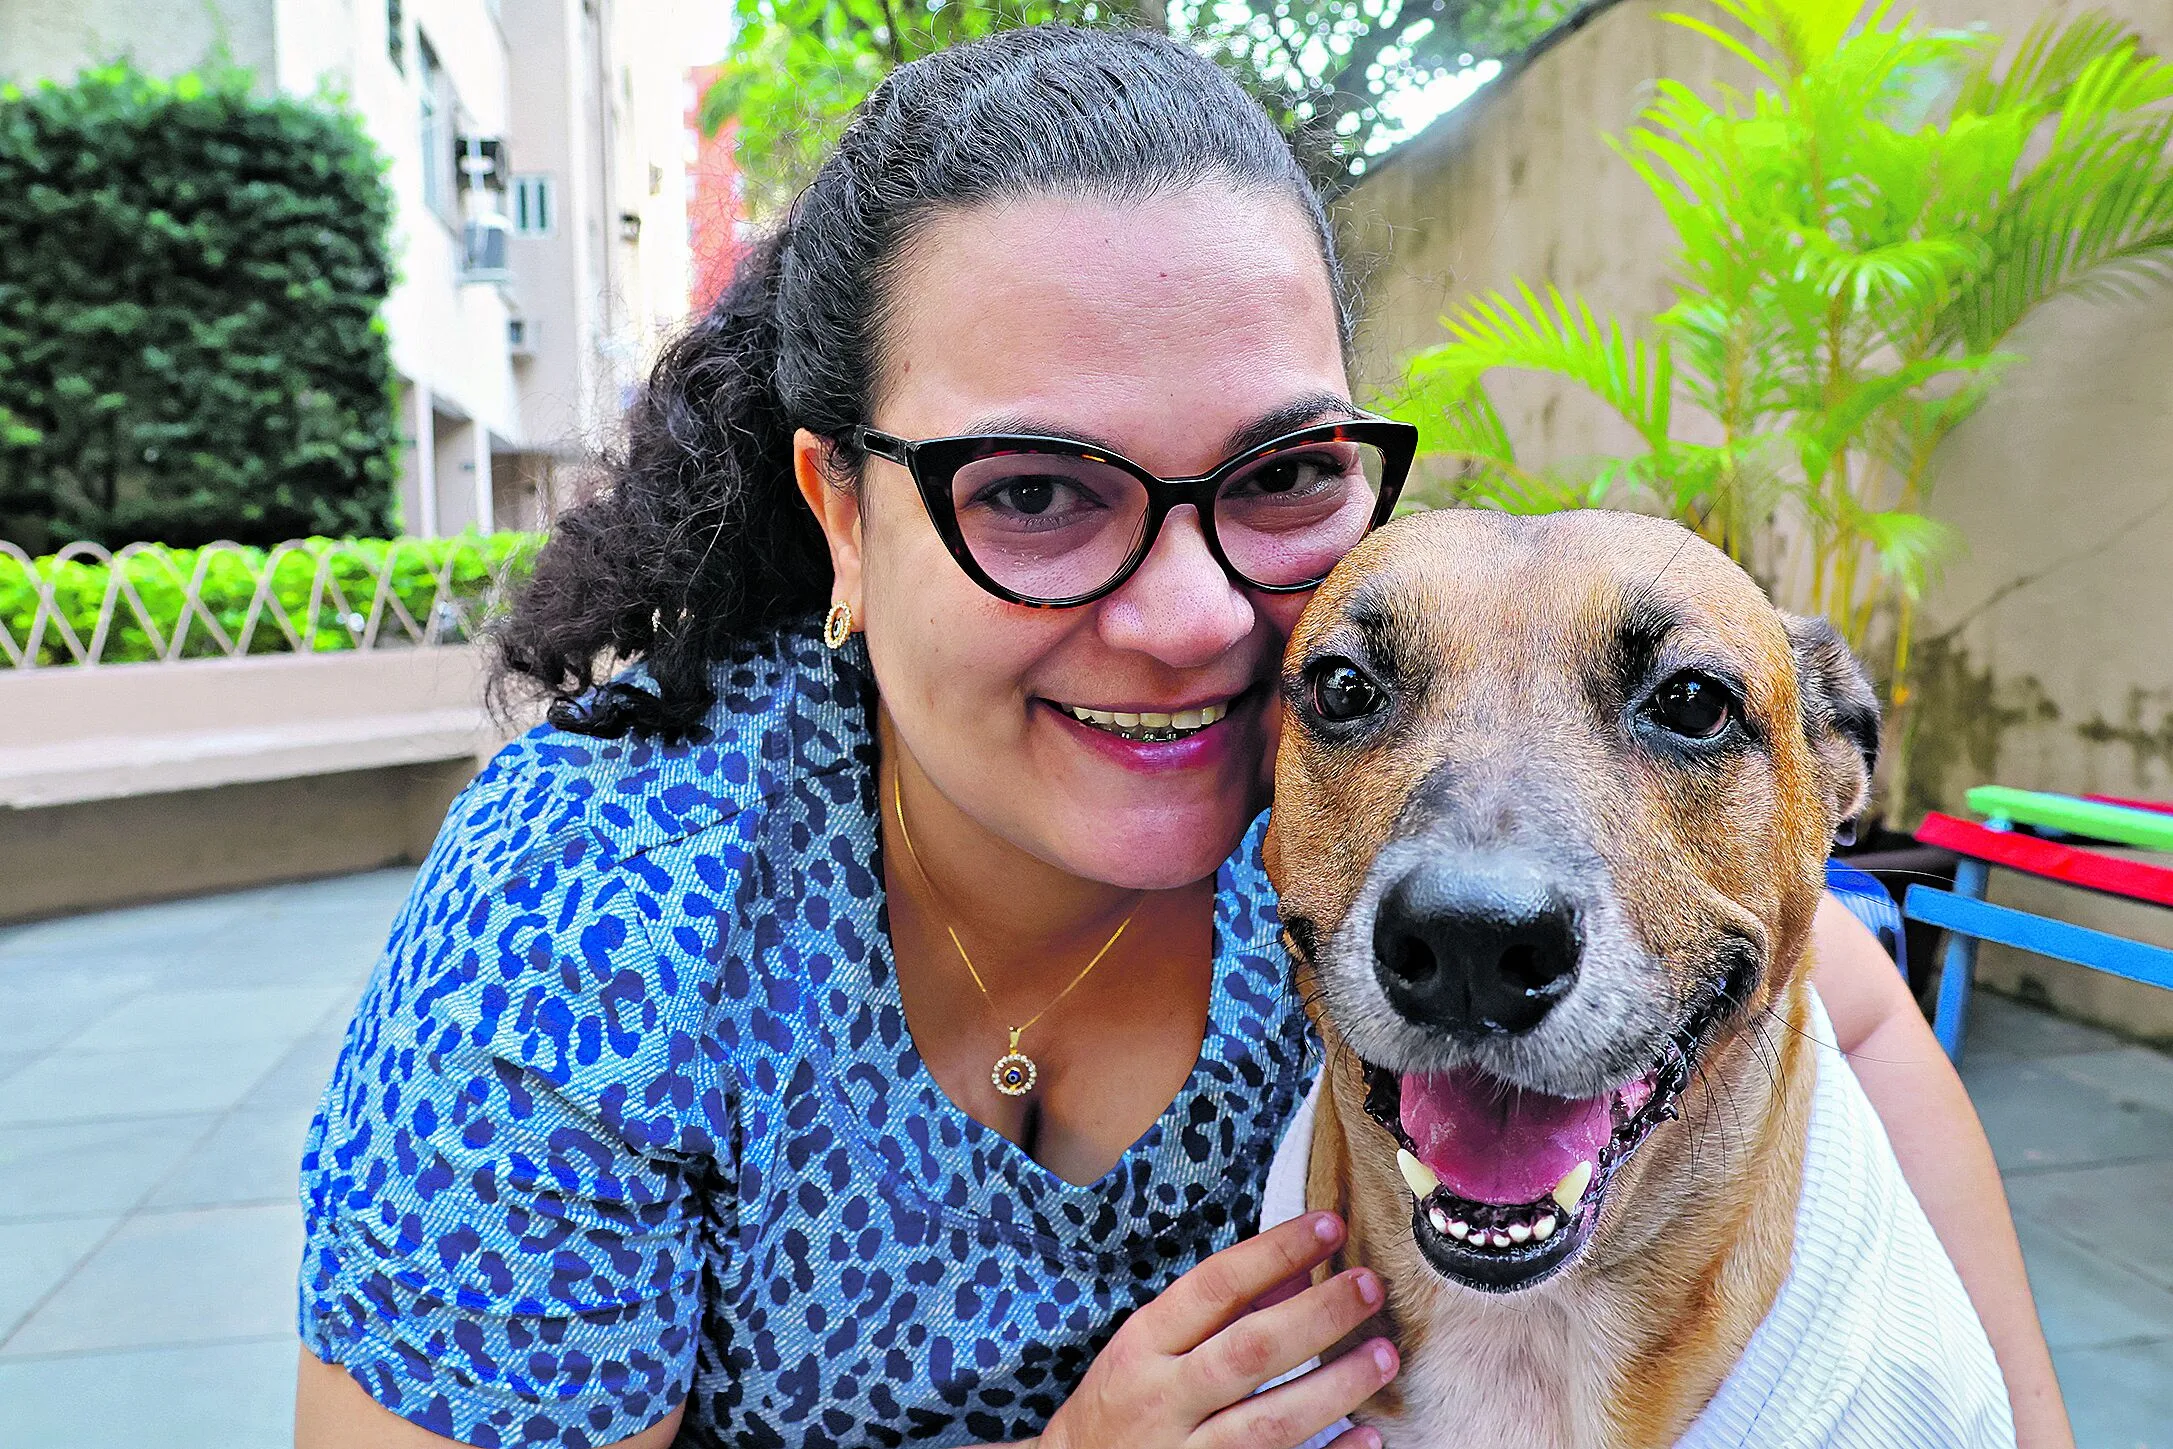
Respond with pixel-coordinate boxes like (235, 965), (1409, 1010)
(1371, 1341), (1397, 1378)
(1312, 1212), (1341, 1244)
(1355, 1269), (1382, 1308)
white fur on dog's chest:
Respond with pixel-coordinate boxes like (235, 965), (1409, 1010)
(1260, 994), (2014, 1448)
(1384, 1283), (1634, 1449)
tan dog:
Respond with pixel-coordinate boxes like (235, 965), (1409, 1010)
(1262, 510), (2007, 1448)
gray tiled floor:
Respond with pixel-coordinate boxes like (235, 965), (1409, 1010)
(0, 870), (402, 1446)
(1961, 993), (2173, 1446)
(0, 877), (2168, 1445)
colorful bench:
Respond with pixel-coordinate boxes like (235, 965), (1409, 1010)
(1902, 786), (2173, 1060)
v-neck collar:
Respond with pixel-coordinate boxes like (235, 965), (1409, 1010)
(768, 628), (1312, 1261)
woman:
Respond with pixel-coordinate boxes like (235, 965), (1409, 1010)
(295, 26), (2068, 1449)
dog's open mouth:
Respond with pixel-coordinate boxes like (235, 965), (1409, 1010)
(1356, 982), (1740, 1293)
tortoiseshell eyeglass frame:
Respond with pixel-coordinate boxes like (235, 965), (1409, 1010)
(850, 413), (1419, 608)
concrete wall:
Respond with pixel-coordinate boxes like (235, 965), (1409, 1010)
(0, 649), (517, 922)
(3, 759), (478, 923)
(1339, 0), (2173, 1039)
(0, 0), (276, 88)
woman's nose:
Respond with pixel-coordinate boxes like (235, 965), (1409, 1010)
(1095, 505), (1256, 667)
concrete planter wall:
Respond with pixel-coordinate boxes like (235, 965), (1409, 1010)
(0, 648), (516, 922)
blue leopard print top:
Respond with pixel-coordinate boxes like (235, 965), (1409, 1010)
(297, 615), (1315, 1447)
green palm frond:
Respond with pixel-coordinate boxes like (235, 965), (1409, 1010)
(1954, 9), (2135, 116)
(1409, 283), (1675, 451)
(1395, 0), (2173, 687)
(1941, 109), (2173, 350)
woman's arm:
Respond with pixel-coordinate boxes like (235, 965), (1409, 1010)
(1812, 894), (2073, 1449)
(296, 1349), (685, 1449)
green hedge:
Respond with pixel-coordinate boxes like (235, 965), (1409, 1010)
(2, 533), (541, 666)
(0, 64), (400, 553)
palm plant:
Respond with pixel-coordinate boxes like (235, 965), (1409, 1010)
(1395, 0), (2173, 814)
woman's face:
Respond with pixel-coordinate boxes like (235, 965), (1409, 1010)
(805, 183), (1353, 891)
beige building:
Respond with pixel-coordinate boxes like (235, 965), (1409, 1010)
(1338, 0), (2173, 1036)
(0, 0), (696, 536)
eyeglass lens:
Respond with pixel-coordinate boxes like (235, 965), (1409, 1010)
(948, 439), (1388, 601)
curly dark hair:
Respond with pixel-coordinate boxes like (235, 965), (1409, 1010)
(493, 25), (1354, 741)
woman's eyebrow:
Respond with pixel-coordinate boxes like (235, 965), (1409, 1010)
(958, 392), (1360, 464)
(1219, 392), (1360, 457)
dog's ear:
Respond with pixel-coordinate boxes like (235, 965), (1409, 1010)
(1783, 614), (1880, 844)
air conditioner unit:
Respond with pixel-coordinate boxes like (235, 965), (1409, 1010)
(507, 315), (539, 357)
(462, 214), (512, 283)
(457, 135), (508, 192)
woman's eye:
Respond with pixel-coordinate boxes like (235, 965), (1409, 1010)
(977, 475), (1098, 520)
(1646, 673), (1733, 740)
(1235, 451), (1345, 498)
(1311, 659), (1384, 722)
(992, 477), (1057, 515)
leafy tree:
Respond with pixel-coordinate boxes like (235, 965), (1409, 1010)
(699, 0), (1572, 214)
(1182, 0), (1569, 188)
(1393, 0), (2173, 811)
(0, 64), (400, 553)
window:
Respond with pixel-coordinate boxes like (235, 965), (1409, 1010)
(512, 174), (553, 236)
(418, 37), (456, 223)
(387, 0), (404, 70)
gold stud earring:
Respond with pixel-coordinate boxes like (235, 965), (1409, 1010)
(823, 601), (854, 649)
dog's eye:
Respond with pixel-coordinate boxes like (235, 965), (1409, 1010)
(1311, 658), (1385, 722)
(1647, 673), (1733, 740)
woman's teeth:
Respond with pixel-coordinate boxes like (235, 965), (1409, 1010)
(1063, 701), (1229, 741)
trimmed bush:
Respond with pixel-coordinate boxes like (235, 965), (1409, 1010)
(1, 533), (541, 666)
(0, 64), (400, 553)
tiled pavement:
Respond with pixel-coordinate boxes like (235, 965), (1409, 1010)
(0, 874), (2169, 1446)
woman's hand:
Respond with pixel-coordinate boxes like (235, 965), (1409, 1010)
(1032, 1210), (1396, 1449)
(1814, 894), (2075, 1449)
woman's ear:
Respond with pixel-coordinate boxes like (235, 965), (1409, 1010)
(794, 428), (865, 620)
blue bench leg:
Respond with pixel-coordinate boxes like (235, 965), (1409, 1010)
(1932, 859), (1989, 1062)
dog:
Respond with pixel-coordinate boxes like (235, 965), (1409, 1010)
(1260, 509), (2012, 1448)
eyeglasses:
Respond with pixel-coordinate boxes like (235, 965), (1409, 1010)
(852, 413), (1418, 608)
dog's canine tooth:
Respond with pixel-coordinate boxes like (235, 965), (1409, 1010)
(1533, 1213), (1558, 1242)
(1397, 1149), (1442, 1200)
(1552, 1160), (1594, 1213)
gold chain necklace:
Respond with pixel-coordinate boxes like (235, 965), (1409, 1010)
(890, 771), (1137, 1097)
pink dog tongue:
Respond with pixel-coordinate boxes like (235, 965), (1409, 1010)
(1400, 1066), (1650, 1205)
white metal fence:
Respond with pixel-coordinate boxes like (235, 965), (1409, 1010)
(1, 535), (538, 669)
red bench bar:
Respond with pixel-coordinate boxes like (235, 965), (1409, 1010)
(1915, 812), (2173, 909)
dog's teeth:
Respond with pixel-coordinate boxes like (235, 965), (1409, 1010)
(1447, 1219), (1470, 1240)
(1552, 1160), (1593, 1213)
(1397, 1149), (1442, 1200)
(1428, 1205), (1453, 1235)
(1533, 1213), (1558, 1241)
(1507, 1222), (1531, 1243)
(1488, 1231), (1512, 1248)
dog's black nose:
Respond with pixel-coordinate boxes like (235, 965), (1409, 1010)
(1372, 854), (1581, 1035)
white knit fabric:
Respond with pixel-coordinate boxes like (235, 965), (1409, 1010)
(1258, 992), (2015, 1447)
